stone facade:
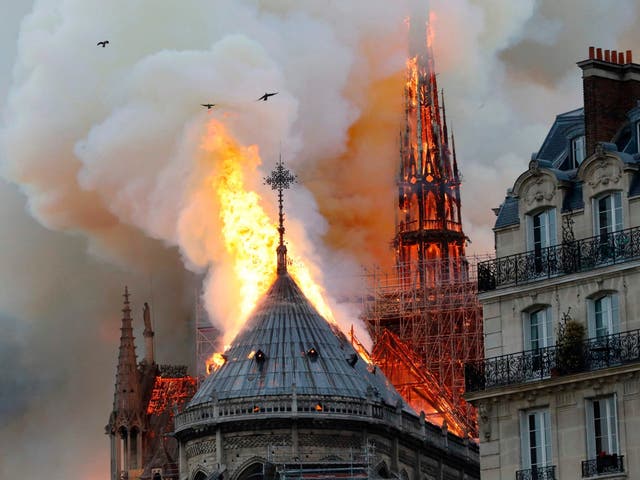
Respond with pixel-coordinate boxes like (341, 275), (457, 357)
(467, 49), (640, 480)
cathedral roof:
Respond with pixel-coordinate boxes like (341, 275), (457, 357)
(189, 272), (406, 409)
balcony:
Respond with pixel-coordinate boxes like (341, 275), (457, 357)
(477, 226), (640, 292)
(515, 465), (556, 480)
(465, 329), (640, 393)
(582, 455), (625, 477)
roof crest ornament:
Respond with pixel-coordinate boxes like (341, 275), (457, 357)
(264, 154), (297, 275)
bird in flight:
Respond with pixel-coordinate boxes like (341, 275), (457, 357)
(257, 92), (278, 102)
(97, 40), (109, 48)
(201, 103), (216, 110)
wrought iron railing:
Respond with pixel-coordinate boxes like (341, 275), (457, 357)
(582, 455), (624, 477)
(515, 465), (556, 480)
(465, 329), (640, 392)
(477, 226), (640, 291)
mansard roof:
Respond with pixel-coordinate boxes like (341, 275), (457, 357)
(535, 108), (584, 167)
(190, 273), (406, 409)
(494, 105), (640, 230)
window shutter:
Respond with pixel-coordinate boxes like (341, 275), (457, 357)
(523, 313), (531, 351)
(520, 412), (531, 469)
(613, 193), (623, 231)
(542, 411), (552, 466)
(610, 395), (619, 454)
(548, 209), (557, 247)
(587, 300), (596, 339)
(611, 294), (620, 334)
(545, 307), (554, 347)
(526, 215), (534, 251)
(586, 399), (596, 459)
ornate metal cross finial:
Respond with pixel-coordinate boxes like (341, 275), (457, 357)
(264, 156), (297, 275)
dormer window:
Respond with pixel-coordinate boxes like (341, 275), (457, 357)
(571, 135), (586, 168)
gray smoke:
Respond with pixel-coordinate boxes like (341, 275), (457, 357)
(0, 0), (638, 477)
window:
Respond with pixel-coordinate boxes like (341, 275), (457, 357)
(588, 294), (619, 338)
(524, 307), (554, 350)
(594, 192), (623, 238)
(586, 395), (619, 458)
(528, 209), (557, 251)
(572, 135), (586, 168)
(520, 409), (553, 470)
(527, 208), (557, 273)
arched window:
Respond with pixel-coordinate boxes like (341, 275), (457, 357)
(236, 462), (264, 480)
(526, 208), (557, 273)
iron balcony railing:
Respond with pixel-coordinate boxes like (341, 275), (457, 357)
(465, 329), (640, 393)
(515, 465), (556, 480)
(582, 455), (625, 477)
(477, 226), (640, 292)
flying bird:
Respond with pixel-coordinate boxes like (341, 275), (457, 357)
(201, 103), (216, 110)
(257, 92), (278, 102)
(97, 40), (109, 48)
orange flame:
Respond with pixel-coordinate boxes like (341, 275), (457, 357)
(201, 119), (335, 371)
(206, 352), (227, 373)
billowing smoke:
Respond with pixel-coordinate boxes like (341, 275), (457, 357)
(0, 0), (638, 477)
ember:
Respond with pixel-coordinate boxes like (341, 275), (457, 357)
(146, 377), (198, 417)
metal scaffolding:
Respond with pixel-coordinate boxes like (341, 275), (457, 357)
(362, 256), (489, 437)
(195, 291), (219, 383)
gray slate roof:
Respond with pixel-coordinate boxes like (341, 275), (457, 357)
(190, 273), (405, 407)
(494, 195), (519, 229)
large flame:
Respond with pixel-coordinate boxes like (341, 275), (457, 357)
(201, 119), (335, 370)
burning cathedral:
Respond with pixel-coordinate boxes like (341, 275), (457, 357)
(106, 15), (481, 480)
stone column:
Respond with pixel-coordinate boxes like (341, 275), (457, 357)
(123, 430), (129, 474)
(216, 428), (224, 468)
(111, 434), (118, 480)
(179, 440), (188, 480)
(115, 433), (122, 479)
(292, 423), (299, 458)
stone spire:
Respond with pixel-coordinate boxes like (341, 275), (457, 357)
(113, 286), (140, 413)
(264, 156), (296, 276)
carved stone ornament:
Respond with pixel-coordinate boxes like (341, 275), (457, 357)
(587, 156), (622, 189)
(522, 175), (556, 206)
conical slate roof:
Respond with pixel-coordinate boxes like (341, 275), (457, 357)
(190, 273), (405, 408)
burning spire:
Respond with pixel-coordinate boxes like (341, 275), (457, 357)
(264, 156), (297, 276)
(396, 13), (466, 287)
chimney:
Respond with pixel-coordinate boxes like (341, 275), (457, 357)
(578, 47), (640, 155)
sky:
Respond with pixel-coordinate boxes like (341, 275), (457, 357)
(0, 0), (638, 478)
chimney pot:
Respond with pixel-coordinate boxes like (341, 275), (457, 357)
(589, 46), (595, 59)
(627, 50), (633, 64)
(597, 48), (603, 60)
(605, 50), (611, 62)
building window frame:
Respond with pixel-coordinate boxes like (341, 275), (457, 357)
(520, 408), (553, 470)
(593, 191), (623, 238)
(571, 134), (586, 168)
(523, 306), (554, 351)
(588, 293), (619, 339)
(586, 395), (619, 459)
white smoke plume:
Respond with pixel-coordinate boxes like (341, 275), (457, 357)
(0, 0), (638, 477)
